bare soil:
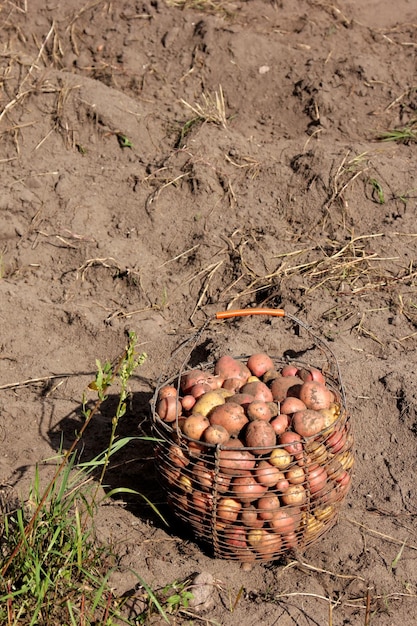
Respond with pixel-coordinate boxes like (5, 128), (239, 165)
(1, 0), (417, 624)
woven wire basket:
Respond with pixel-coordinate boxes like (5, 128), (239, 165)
(151, 308), (354, 564)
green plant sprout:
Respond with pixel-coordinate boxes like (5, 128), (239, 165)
(377, 120), (417, 144)
(369, 178), (385, 204)
(116, 133), (133, 148)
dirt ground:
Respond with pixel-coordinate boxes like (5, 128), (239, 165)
(1, 0), (417, 623)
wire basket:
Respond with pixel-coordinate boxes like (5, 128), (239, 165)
(151, 308), (354, 564)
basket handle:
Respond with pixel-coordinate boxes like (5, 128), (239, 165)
(216, 308), (286, 319)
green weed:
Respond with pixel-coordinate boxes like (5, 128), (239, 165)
(0, 332), (170, 625)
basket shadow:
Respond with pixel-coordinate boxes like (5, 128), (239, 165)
(47, 383), (179, 532)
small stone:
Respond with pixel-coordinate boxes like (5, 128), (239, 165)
(259, 65), (270, 74)
(188, 571), (216, 613)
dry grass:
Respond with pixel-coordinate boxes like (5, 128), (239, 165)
(181, 85), (228, 129)
(165, 0), (237, 16)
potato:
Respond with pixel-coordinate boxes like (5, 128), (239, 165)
(280, 397), (306, 415)
(270, 413), (289, 435)
(254, 460), (283, 487)
(181, 414), (210, 440)
(217, 497), (242, 523)
(256, 494), (281, 521)
(247, 528), (282, 558)
(218, 439), (256, 474)
(158, 385), (178, 400)
(246, 353), (275, 377)
(192, 390), (226, 417)
(194, 460), (231, 492)
(269, 508), (298, 534)
(180, 369), (209, 393)
(240, 504), (264, 528)
(214, 355), (251, 383)
(241, 380), (273, 403)
(278, 431), (303, 457)
(209, 402), (248, 437)
(269, 447), (292, 470)
(244, 420), (276, 454)
(281, 484), (306, 506)
(298, 367), (326, 384)
(299, 381), (332, 411)
(156, 396), (181, 423)
(202, 423), (230, 445)
(231, 473), (267, 502)
(270, 376), (303, 402)
(292, 409), (326, 438)
(225, 393), (255, 409)
(246, 400), (274, 422)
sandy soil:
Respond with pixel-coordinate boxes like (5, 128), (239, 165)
(1, 0), (417, 624)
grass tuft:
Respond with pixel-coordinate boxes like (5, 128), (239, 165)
(0, 332), (172, 626)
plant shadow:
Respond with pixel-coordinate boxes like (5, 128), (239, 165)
(47, 377), (175, 530)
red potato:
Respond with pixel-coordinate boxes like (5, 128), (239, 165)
(244, 420), (277, 454)
(269, 508), (297, 534)
(231, 473), (267, 502)
(292, 409), (326, 438)
(180, 369), (209, 393)
(241, 380), (273, 403)
(254, 460), (284, 487)
(209, 402), (249, 437)
(246, 400), (274, 422)
(225, 393), (255, 409)
(325, 427), (347, 453)
(191, 490), (212, 515)
(214, 355), (251, 383)
(188, 440), (205, 457)
(240, 505), (264, 529)
(270, 376), (303, 402)
(297, 367), (326, 384)
(194, 460), (231, 492)
(222, 377), (245, 392)
(167, 444), (189, 468)
(158, 385), (178, 400)
(246, 353), (275, 377)
(218, 440), (256, 474)
(181, 394), (196, 412)
(202, 423), (230, 445)
(278, 431), (303, 457)
(190, 382), (213, 399)
(299, 381), (332, 411)
(306, 463), (328, 494)
(204, 374), (225, 390)
(181, 414), (210, 440)
(280, 397), (307, 415)
(276, 475), (290, 493)
(156, 396), (181, 423)
(270, 413), (290, 435)
(223, 525), (248, 550)
(280, 364), (299, 377)
(256, 494), (281, 521)
(282, 531), (298, 549)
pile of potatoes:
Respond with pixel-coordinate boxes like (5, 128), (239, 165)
(154, 352), (354, 563)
